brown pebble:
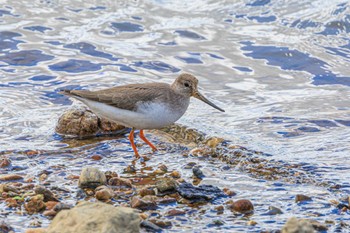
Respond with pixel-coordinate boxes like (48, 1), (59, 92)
(223, 188), (236, 197)
(43, 209), (57, 217)
(170, 171), (181, 178)
(39, 174), (48, 181)
(139, 213), (148, 220)
(229, 199), (254, 214)
(158, 164), (168, 172)
(0, 158), (11, 168)
(153, 169), (166, 175)
(6, 198), (18, 208)
(247, 220), (257, 226)
(0, 174), (23, 181)
(25, 228), (47, 233)
(95, 185), (114, 201)
(295, 194), (312, 203)
(45, 201), (59, 210)
(130, 196), (157, 210)
(67, 174), (80, 180)
(149, 219), (172, 228)
(166, 209), (186, 216)
(108, 177), (132, 188)
(91, 154), (102, 160)
(25, 195), (46, 214)
(138, 188), (156, 197)
(214, 205), (224, 213)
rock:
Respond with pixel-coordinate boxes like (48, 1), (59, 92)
(155, 178), (177, 193)
(0, 220), (14, 233)
(25, 228), (47, 233)
(53, 203), (73, 212)
(176, 182), (225, 201)
(295, 194), (312, 203)
(247, 220), (257, 226)
(263, 206), (283, 215)
(91, 155), (103, 160)
(46, 201), (140, 233)
(0, 174), (23, 181)
(138, 188), (156, 197)
(43, 209), (57, 217)
(130, 196), (157, 210)
(307, 219), (328, 231)
(157, 164), (168, 173)
(34, 186), (59, 202)
(205, 137), (224, 148)
(166, 209), (186, 216)
(45, 201), (59, 210)
(0, 158), (11, 168)
(5, 198), (18, 208)
(223, 188), (236, 197)
(0, 184), (20, 194)
(169, 171), (181, 178)
(192, 166), (205, 179)
(149, 219), (172, 228)
(99, 117), (125, 132)
(56, 107), (99, 137)
(214, 205), (224, 213)
(78, 167), (106, 189)
(25, 195), (46, 214)
(108, 177), (132, 188)
(105, 171), (118, 181)
(229, 199), (254, 214)
(95, 185), (114, 201)
(282, 217), (315, 233)
(140, 220), (162, 232)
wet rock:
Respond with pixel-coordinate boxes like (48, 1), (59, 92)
(105, 171), (118, 181)
(192, 166), (205, 179)
(0, 220), (14, 233)
(155, 178), (177, 193)
(99, 117), (125, 132)
(91, 154), (103, 160)
(0, 157), (11, 168)
(43, 209), (57, 217)
(169, 170), (181, 178)
(229, 199), (254, 214)
(210, 220), (225, 226)
(34, 186), (59, 202)
(0, 174), (23, 181)
(140, 220), (162, 232)
(124, 165), (137, 173)
(149, 219), (172, 228)
(25, 229), (46, 233)
(295, 194), (312, 203)
(247, 220), (257, 226)
(56, 107), (99, 137)
(25, 195), (46, 214)
(45, 201), (59, 210)
(158, 164), (168, 173)
(108, 177), (132, 188)
(184, 162), (197, 169)
(214, 205), (224, 214)
(46, 201), (140, 233)
(205, 137), (224, 148)
(223, 188), (236, 197)
(138, 188), (156, 197)
(53, 203), (73, 212)
(166, 209), (186, 216)
(176, 182), (225, 201)
(0, 184), (20, 194)
(130, 196), (157, 210)
(95, 185), (114, 200)
(263, 206), (283, 215)
(307, 219), (328, 231)
(281, 217), (315, 233)
(78, 167), (106, 189)
(5, 198), (18, 208)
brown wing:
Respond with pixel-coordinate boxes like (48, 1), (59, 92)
(61, 83), (171, 111)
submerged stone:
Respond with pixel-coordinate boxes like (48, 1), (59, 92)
(176, 182), (225, 201)
(79, 167), (107, 189)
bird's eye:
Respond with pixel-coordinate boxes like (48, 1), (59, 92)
(184, 82), (190, 88)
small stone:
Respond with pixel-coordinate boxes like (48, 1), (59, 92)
(130, 196), (157, 210)
(155, 178), (177, 193)
(0, 158), (11, 168)
(53, 203), (73, 212)
(5, 198), (18, 208)
(25, 195), (46, 214)
(192, 166), (205, 179)
(0, 184), (19, 194)
(108, 177), (132, 188)
(149, 219), (172, 228)
(139, 213), (148, 220)
(138, 188), (156, 197)
(264, 206), (283, 215)
(158, 164), (168, 172)
(211, 220), (224, 226)
(229, 199), (254, 214)
(78, 167), (106, 189)
(153, 169), (167, 175)
(247, 220), (257, 226)
(25, 228), (47, 233)
(0, 174), (23, 181)
(170, 171), (181, 178)
(184, 162), (197, 169)
(307, 219), (328, 231)
(39, 174), (48, 181)
(0, 220), (13, 232)
(157, 197), (177, 204)
(34, 186), (59, 202)
(177, 182), (225, 201)
(67, 174), (80, 180)
(214, 205), (224, 213)
(140, 220), (163, 232)
(104, 171), (118, 181)
(282, 217), (315, 233)
(223, 188), (236, 197)
(43, 209), (57, 217)
(91, 155), (102, 160)
(166, 209), (186, 216)
(124, 165), (137, 173)
(95, 185), (114, 201)
(205, 137), (224, 148)
(295, 194), (312, 203)
(45, 201), (59, 210)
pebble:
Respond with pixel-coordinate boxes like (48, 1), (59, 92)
(108, 177), (132, 188)
(78, 167), (106, 189)
(158, 164), (168, 172)
(264, 206), (283, 215)
(5, 198), (18, 208)
(0, 174), (23, 181)
(91, 154), (102, 160)
(43, 209), (57, 217)
(192, 166), (205, 179)
(295, 194), (312, 203)
(247, 220), (257, 226)
(149, 219), (172, 228)
(170, 171), (181, 178)
(53, 203), (73, 212)
(155, 178), (177, 193)
(223, 188), (236, 197)
(34, 186), (59, 202)
(130, 196), (157, 210)
(124, 165), (137, 173)
(214, 205), (224, 213)
(177, 182), (225, 201)
(138, 188), (156, 197)
(0, 158), (11, 168)
(140, 220), (163, 232)
(205, 137), (224, 148)
(166, 209), (186, 216)
(45, 201), (59, 210)
(25, 195), (46, 214)
(229, 199), (254, 214)
(0, 184), (19, 194)
(104, 171), (118, 180)
(95, 185), (115, 200)
(25, 228), (47, 233)
(184, 162), (197, 169)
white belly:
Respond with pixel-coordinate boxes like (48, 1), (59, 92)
(78, 98), (189, 129)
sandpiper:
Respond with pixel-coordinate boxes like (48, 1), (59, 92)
(60, 73), (224, 157)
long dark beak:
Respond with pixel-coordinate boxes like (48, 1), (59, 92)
(193, 91), (225, 112)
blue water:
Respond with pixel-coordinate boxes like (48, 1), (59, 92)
(1, 0), (350, 232)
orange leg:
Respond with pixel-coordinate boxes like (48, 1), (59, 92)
(128, 128), (140, 158)
(139, 129), (158, 152)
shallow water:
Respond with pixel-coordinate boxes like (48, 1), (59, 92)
(1, 0), (350, 231)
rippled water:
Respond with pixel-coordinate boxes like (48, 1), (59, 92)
(1, 0), (350, 231)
